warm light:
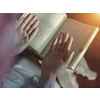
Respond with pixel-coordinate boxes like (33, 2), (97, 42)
(93, 13), (100, 20)
(97, 13), (100, 16)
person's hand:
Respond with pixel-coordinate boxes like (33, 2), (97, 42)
(40, 32), (74, 81)
(14, 14), (39, 56)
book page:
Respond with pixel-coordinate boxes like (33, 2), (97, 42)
(41, 18), (98, 59)
(19, 13), (67, 54)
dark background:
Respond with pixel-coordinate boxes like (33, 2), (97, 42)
(67, 13), (100, 88)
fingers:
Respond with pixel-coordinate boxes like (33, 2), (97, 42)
(54, 32), (73, 52)
(49, 37), (58, 51)
(19, 14), (32, 29)
(23, 15), (37, 31)
(24, 27), (39, 43)
(29, 27), (39, 41)
(63, 36), (73, 53)
(64, 51), (74, 63)
(27, 19), (40, 35)
(19, 14), (39, 34)
(50, 32), (73, 53)
(17, 14), (40, 42)
(55, 32), (63, 50)
(59, 32), (69, 51)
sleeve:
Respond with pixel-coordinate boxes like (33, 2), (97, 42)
(37, 80), (55, 88)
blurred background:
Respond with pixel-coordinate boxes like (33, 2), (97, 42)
(1, 13), (99, 88)
(67, 13), (100, 88)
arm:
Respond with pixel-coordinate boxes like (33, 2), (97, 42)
(0, 14), (40, 88)
(38, 32), (74, 88)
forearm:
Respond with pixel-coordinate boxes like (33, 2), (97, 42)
(40, 71), (56, 81)
(38, 80), (55, 88)
(38, 71), (56, 88)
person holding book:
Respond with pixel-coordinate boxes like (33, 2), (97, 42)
(1, 14), (74, 88)
(17, 13), (99, 88)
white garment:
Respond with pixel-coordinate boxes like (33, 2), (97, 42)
(2, 56), (61, 88)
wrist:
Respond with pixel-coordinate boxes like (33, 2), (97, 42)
(40, 71), (56, 81)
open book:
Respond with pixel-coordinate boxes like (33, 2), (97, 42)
(18, 13), (99, 70)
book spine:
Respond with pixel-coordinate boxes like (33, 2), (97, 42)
(68, 27), (99, 70)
